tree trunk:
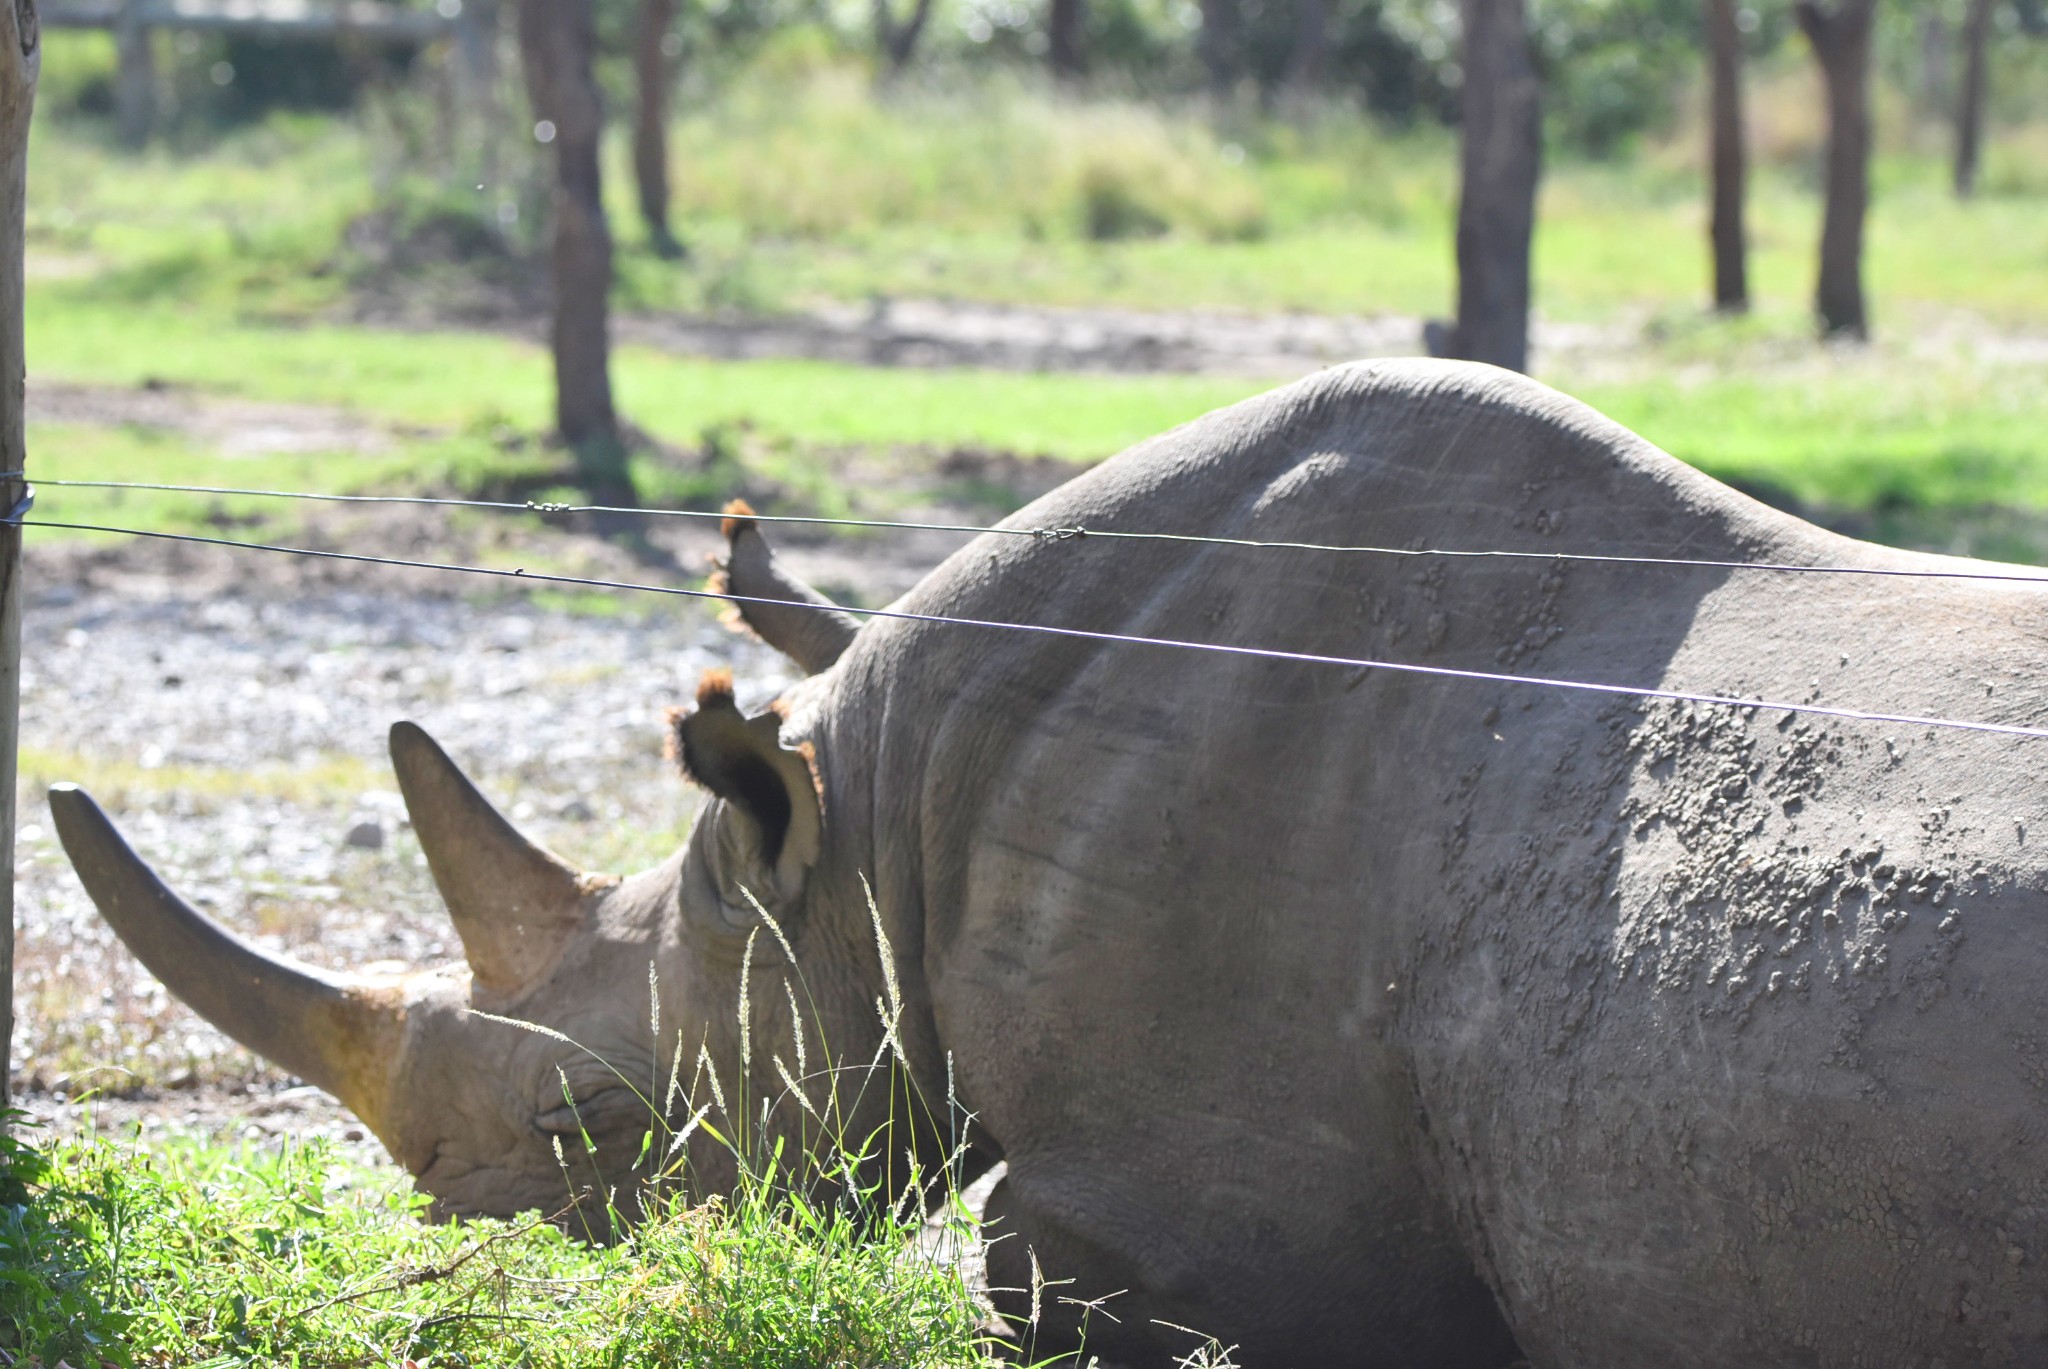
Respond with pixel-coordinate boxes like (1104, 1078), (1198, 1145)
(452, 0), (502, 200)
(1284, 0), (1329, 94)
(0, 0), (36, 1113)
(1919, 11), (1950, 110)
(518, 0), (630, 498)
(873, 0), (936, 80)
(1706, 0), (1748, 311)
(633, 0), (684, 257)
(1448, 0), (1541, 373)
(1048, 0), (1085, 81)
(113, 0), (152, 149)
(1199, 0), (1239, 98)
(1954, 0), (1993, 198)
(1796, 0), (1876, 338)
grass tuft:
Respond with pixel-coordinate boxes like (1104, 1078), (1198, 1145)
(0, 1113), (991, 1367)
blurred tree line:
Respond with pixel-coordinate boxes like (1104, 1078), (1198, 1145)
(31, 0), (2045, 489)
(41, 0), (2042, 158)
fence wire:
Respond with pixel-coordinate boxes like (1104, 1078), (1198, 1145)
(30, 476), (2048, 587)
(17, 514), (2048, 743)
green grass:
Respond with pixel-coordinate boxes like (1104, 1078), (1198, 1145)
(15, 744), (389, 812)
(676, 150), (2048, 324)
(26, 298), (1268, 465)
(0, 1121), (989, 1368)
(28, 43), (2048, 325)
(1533, 301), (2048, 557)
(1576, 361), (2048, 512)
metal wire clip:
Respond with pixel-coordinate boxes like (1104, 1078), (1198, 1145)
(1, 484), (34, 525)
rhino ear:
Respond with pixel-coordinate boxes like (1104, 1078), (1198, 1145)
(709, 500), (859, 676)
(669, 668), (822, 909)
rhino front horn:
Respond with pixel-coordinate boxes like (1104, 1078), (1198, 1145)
(47, 783), (405, 1132)
(388, 722), (590, 997)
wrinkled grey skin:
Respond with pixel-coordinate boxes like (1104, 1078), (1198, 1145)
(58, 359), (2048, 1367)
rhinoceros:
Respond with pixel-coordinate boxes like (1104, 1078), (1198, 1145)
(48, 358), (2048, 1368)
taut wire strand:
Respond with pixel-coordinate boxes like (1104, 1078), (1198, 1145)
(28, 475), (2048, 587)
(17, 516), (2048, 743)
(29, 479), (1049, 540)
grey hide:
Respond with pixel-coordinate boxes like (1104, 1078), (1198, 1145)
(51, 359), (2048, 1367)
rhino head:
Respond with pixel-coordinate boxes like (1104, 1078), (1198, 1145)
(47, 511), (902, 1228)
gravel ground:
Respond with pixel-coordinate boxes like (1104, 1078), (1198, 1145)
(8, 522), (835, 1150)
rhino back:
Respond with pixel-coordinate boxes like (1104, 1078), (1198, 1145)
(829, 359), (2048, 1366)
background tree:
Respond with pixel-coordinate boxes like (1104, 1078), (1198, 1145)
(113, 0), (153, 148)
(1446, 0), (1541, 372)
(634, 0), (685, 257)
(1955, 0), (1995, 197)
(0, 0), (33, 1111)
(1705, 0), (1748, 310)
(518, 0), (631, 500)
(1284, 0), (1330, 94)
(1795, 0), (1876, 337)
(1049, 0), (1086, 80)
(873, 0), (937, 78)
(1199, 0), (1242, 96)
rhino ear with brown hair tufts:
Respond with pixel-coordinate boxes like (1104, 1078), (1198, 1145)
(669, 668), (823, 911)
(708, 499), (860, 676)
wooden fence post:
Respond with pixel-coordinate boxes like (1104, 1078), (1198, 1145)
(0, 0), (37, 1113)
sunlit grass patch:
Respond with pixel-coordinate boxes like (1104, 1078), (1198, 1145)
(27, 297), (1269, 466)
(17, 746), (388, 813)
(0, 1121), (991, 1367)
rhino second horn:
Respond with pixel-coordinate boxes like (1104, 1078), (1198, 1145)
(716, 503), (859, 675)
(388, 722), (588, 997)
(47, 783), (405, 1133)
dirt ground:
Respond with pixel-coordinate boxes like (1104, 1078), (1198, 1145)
(618, 296), (1586, 376)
